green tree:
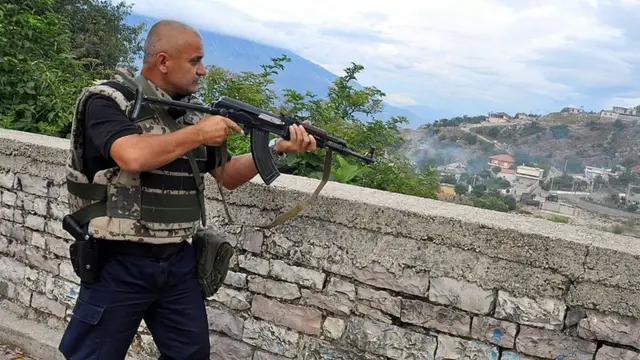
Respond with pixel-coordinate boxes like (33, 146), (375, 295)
(53, 0), (145, 76)
(454, 183), (468, 196)
(0, 0), (89, 136)
(0, 0), (144, 137)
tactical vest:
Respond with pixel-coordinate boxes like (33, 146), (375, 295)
(64, 69), (208, 244)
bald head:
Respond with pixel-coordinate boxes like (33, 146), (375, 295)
(143, 19), (201, 64)
(140, 19), (207, 96)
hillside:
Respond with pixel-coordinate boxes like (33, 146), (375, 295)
(399, 113), (640, 173)
(124, 14), (445, 128)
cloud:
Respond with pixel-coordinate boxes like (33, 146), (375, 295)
(120, 0), (640, 115)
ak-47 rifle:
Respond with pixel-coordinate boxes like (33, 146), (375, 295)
(128, 81), (376, 229)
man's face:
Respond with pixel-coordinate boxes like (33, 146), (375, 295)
(162, 31), (207, 96)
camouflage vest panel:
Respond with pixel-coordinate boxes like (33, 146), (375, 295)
(65, 72), (207, 244)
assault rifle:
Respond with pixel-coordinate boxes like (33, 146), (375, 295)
(128, 80), (376, 229)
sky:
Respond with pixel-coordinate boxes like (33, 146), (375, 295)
(118, 0), (640, 116)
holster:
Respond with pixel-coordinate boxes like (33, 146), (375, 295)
(63, 215), (101, 284)
(192, 228), (234, 299)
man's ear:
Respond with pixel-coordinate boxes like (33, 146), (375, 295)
(157, 53), (170, 74)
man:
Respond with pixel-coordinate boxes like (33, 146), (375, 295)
(58, 19), (316, 359)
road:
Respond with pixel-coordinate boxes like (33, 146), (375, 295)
(558, 194), (640, 219)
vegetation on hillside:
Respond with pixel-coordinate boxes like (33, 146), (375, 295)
(0, 0), (439, 200)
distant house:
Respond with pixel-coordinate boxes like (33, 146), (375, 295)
(600, 106), (640, 122)
(516, 166), (544, 181)
(437, 162), (467, 180)
(632, 165), (640, 174)
(515, 113), (538, 120)
(489, 154), (515, 169)
(487, 112), (511, 123)
(584, 166), (615, 182)
(612, 106), (638, 116)
(600, 110), (618, 121)
(562, 107), (584, 114)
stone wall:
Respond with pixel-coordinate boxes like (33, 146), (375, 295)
(1, 128), (640, 359)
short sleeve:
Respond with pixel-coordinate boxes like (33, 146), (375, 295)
(84, 95), (142, 160)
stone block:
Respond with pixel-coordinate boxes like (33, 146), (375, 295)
(299, 289), (353, 316)
(210, 333), (253, 360)
(0, 170), (15, 189)
(238, 254), (270, 276)
(240, 227), (263, 253)
(577, 310), (640, 350)
(356, 285), (400, 317)
(495, 291), (566, 330)
(400, 298), (472, 337)
(0, 257), (27, 284)
(269, 259), (325, 290)
(16, 173), (50, 197)
(583, 237), (640, 291)
(30, 292), (66, 318)
(355, 303), (392, 324)
(470, 316), (518, 348)
(515, 325), (597, 360)
(1, 190), (17, 207)
(247, 276), (300, 300)
(500, 351), (539, 360)
(48, 200), (67, 220)
(298, 336), (386, 360)
(595, 345), (640, 360)
(46, 233), (71, 258)
(253, 351), (289, 360)
(566, 281), (640, 319)
(210, 286), (252, 311)
(242, 318), (300, 358)
(250, 294), (322, 335)
(428, 277), (495, 315)
(435, 334), (499, 359)
(18, 193), (48, 216)
(24, 215), (46, 231)
(322, 317), (345, 339)
(24, 267), (47, 293)
(351, 263), (430, 298)
(45, 275), (79, 307)
(325, 277), (356, 299)
(342, 317), (437, 359)
(206, 303), (245, 339)
(25, 246), (60, 274)
(224, 270), (247, 288)
(45, 220), (73, 241)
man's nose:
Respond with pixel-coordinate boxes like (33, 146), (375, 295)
(197, 64), (207, 76)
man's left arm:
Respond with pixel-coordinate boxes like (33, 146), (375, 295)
(209, 124), (316, 190)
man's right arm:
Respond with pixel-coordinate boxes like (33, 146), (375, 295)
(85, 96), (204, 173)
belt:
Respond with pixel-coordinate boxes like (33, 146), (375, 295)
(98, 239), (185, 259)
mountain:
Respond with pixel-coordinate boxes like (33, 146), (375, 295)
(125, 14), (429, 128)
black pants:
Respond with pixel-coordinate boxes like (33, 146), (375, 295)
(58, 241), (210, 359)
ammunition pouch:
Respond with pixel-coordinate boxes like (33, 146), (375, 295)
(192, 228), (234, 299)
(63, 215), (101, 284)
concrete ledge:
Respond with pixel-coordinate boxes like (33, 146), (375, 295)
(0, 305), (63, 360)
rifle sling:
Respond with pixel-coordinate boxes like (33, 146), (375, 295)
(256, 150), (332, 229)
(132, 75), (332, 230)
